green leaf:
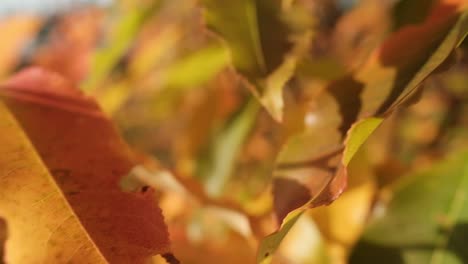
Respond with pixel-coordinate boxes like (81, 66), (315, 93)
(350, 151), (468, 264)
(163, 43), (229, 89)
(82, 3), (160, 91)
(343, 117), (383, 166)
(257, 210), (304, 264)
(203, 99), (260, 197)
(201, 0), (307, 121)
(202, 0), (288, 79)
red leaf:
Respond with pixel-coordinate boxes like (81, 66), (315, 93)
(0, 67), (171, 263)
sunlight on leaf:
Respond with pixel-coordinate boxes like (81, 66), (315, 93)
(311, 148), (377, 263)
(0, 67), (171, 263)
(266, 3), (468, 259)
(164, 43), (229, 89)
(276, 214), (330, 263)
(257, 210), (304, 264)
(4, 1), (468, 263)
(274, 2), (468, 222)
(343, 117), (383, 166)
(0, 102), (108, 263)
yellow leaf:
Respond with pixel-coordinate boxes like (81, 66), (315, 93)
(0, 68), (171, 263)
(343, 117), (383, 166)
(0, 102), (107, 263)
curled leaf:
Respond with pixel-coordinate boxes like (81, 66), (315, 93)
(273, 0), (468, 224)
(262, 3), (468, 261)
(202, 0), (309, 121)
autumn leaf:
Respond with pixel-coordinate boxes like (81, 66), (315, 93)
(309, 148), (377, 263)
(5, 0), (468, 263)
(0, 101), (109, 263)
(343, 118), (384, 166)
(0, 68), (171, 263)
(163, 43), (229, 89)
(273, 0), (468, 223)
(259, 2), (468, 262)
(257, 210), (303, 264)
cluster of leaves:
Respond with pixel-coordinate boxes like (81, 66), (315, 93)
(1, 0), (468, 263)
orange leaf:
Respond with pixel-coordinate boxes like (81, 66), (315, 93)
(0, 67), (171, 263)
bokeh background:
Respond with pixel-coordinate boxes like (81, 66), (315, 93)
(1, 0), (468, 263)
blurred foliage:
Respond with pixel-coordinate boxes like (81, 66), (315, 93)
(2, 0), (468, 263)
(351, 150), (468, 264)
